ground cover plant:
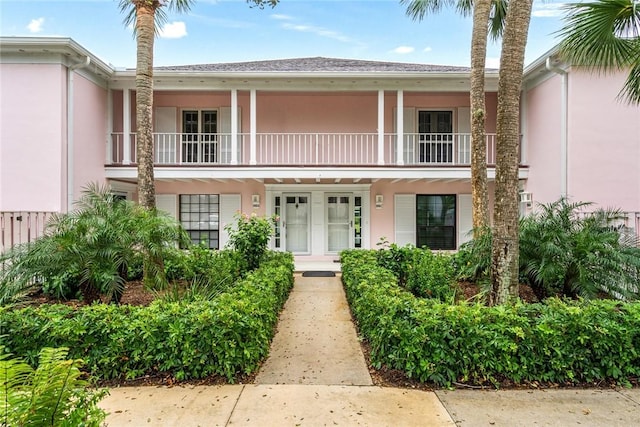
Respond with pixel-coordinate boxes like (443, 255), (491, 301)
(1, 346), (107, 426)
(341, 250), (640, 388)
(0, 252), (294, 382)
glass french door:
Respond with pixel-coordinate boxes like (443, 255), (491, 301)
(284, 194), (310, 254)
(326, 194), (354, 254)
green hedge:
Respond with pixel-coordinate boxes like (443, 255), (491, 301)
(341, 250), (640, 387)
(0, 252), (294, 382)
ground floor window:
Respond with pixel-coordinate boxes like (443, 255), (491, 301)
(179, 194), (219, 249)
(416, 194), (456, 250)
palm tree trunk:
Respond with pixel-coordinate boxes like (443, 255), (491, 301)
(490, 0), (533, 305)
(135, 2), (156, 210)
(470, 0), (492, 234)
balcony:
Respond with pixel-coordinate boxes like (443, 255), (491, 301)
(108, 132), (502, 167)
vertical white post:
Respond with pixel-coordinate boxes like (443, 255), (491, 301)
(377, 90), (385, 165)
(250, 89), (257, 165)
(123, 89), (131, 165)
(106, 89), (113, 164)
(231, 89), (238, 165)
(396, 90), (404, 166)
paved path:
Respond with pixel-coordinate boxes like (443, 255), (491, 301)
(255, 274), (372, 385)
(99, 273), (640, 426)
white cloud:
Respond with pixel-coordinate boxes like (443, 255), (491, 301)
(392, 46), (415, 54)
(423, 47), (432, 53)
(27, 17), (44, 33)
(159, 21), (187, 39)
(281, 22), (352, 43)
(271, 14), (293, 21)
(532, 3), (566, 18)
(486, 56), (500, 69)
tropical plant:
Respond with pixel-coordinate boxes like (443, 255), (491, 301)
(0, 347), (107, 427)
(490, 0), (533, 305)
(519, 199), (640, 300)
(0, 184), (188, 306)
(558, 0), (640, 104)
(401, 0), (508, 233)
(225, 213), (277, 272)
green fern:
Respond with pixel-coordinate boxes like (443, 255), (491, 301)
(1, 346), (107, 427)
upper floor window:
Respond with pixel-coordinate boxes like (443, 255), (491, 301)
(182, 110), (217, 163)
(418, 111), (453, 163)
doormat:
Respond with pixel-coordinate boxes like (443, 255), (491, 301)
(301, 271), (336, 277)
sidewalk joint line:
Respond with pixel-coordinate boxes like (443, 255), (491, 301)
(225, 384), (246, 426)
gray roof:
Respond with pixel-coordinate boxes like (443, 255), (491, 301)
(154, 57), (473, 73)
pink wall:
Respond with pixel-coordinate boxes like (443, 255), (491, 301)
(566, 70), (640, 211)
(72, 73), (108, 203)
(0, 64), (66, 211)
(155, 180), (264, 215)
(524, 74), (563, 206)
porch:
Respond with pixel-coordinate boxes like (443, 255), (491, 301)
(108, 132), (502, 167)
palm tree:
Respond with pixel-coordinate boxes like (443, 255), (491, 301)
(401, 0), (507, 233)
(489, 0), (533, 305)
(118, 0), (195, 210)
(558, 0), (640, 105)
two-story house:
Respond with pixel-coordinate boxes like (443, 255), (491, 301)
(1, 37), (638, 258)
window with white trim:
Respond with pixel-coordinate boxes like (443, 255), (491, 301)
(416, 194), (456, 250)
(179, 194), (219, 249)
(182, 110), (217, 163)
(418, 111), (453, 163)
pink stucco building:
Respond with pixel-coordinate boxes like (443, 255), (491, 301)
(1, 37), (638, 257)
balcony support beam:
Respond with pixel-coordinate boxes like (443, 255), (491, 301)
(231, 89), (238, 165)
(250, 89), (257, 165)
(123, 89), (132, 165)
(396, 90), (404, 166)
(377, 90), (385, 165)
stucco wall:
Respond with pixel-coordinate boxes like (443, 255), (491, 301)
(523, 74), (563, 207)
(0, 63), (66, 211)
(72, 72), (108, 204)
(566, 70), (640, 212)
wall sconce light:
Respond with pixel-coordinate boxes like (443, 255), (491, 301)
(375, 194), (383, 209)
(252, 194), (260, 208)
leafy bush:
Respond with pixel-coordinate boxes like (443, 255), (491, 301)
(0, 184), (189, 305)
(452, 199), (640, 301)
(404, 250), (457, 302)
(225, 213), (277, 272)
(1, 347), (107, 426)
(341, 250), (640, 387)
(0, 252), (294, 382)
(520, 199), (640, 300)
(375, 240), (414, 286)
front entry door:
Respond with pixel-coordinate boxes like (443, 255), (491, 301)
(284, 194), (310, 254)
(326, 194), (351, 253)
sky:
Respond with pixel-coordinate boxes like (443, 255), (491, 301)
(0, 0), (570, 69)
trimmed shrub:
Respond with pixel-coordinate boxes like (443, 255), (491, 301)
(341, 250), (640, 387)
(0, 252), (294, 382)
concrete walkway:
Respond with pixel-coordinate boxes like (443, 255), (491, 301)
(99, 273), (640, 426)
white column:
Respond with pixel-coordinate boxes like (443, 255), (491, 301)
(250, 89), (257, 165)
(106, 89), (113, 164)
(123, 89), (131, 165)
(377, 90), (385, 165)
(231, 89), (238, 165)
(396, 90), (404, 166)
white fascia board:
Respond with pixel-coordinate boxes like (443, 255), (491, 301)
(105, 166), (527, 181)
(0, 36), (114, 77)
